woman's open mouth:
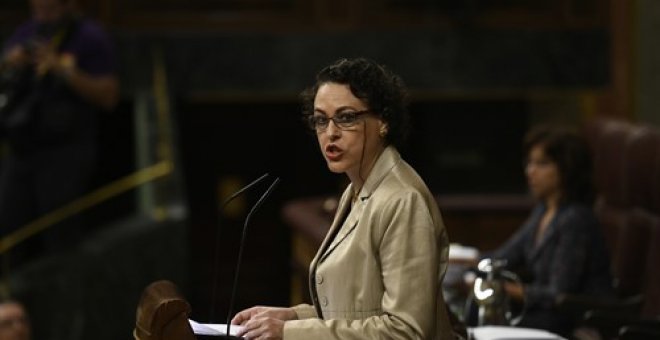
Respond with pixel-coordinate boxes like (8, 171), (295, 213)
(325, 144), (343, 161)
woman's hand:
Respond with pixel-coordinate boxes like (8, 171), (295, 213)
(231, 306), (297, 340)
(238, 316), (285, 340)
(504, 281), (525, 301)
(231, 306), (297, 325)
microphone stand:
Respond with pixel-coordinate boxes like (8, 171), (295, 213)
(224, 177), (281, 339)
(209, 173), (270, 323)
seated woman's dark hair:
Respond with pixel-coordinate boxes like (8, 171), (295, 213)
(301, 57), (411, 149)
(524, 124), (595, 205)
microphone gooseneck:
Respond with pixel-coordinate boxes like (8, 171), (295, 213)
(209, 173), (270, 322)
(225, 177), (281, 337)
(221, 173), (270, 207)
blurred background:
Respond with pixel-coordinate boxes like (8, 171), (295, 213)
(0, 0), (659, 339)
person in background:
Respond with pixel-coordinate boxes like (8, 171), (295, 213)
(0, 300), (30, 340)
(0, 0), (119, 265)
(229, 57), (460, 339)
(475, 125), (614, 336)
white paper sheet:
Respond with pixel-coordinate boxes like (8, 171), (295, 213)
(469, 326), (567, 340)
(448, 243), (479, 260)
(188, 319), (244, 337)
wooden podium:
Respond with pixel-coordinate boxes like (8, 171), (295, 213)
(134, 280), (196, 340)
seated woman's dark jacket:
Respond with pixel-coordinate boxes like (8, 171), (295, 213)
(485, 203), (614, 310)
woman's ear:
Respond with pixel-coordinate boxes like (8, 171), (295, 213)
(379, 122), (389, 138)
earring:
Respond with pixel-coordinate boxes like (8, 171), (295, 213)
(379, 126), (388, 137)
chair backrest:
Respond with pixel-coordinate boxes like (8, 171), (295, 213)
(590, 119), (632, 209)
(610, 125), (660, 298)
(623, 125), (660, 315)
(583, 118), (660, 302)
(586, 119), (633, 259)
(653, 134), (660, 217)
(641, 215), (660, 318)
(625, 126), (660, 211)
(613, 210), (653, 298)
(134, 280), (196, 340)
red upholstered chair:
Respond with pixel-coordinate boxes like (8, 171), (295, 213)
(577, 211), (660, 339)
(625, 126), (660, 211)
(610, 210), (653, 300)
(609, 125), (660, 298)
(134, 280), (196, 340)
(645, 134), (660, 317)
(588, 118), (632, 209)
(589, 119), (633, 253)
(654, 136), (660, 217)
(639, 214), (660, 318)
(565, 119), (660, 338)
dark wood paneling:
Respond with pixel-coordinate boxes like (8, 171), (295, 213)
(363, 0), (609, 30)
(123, 0), (295, 11)
(109, 0), (312, 32)
(26, 0), (607, 32)
(0, 0), (610, 33)
(0, 0), (27, 31)
(0, 0), (24, 10)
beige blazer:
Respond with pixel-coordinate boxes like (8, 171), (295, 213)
(283, 146), (453, 340)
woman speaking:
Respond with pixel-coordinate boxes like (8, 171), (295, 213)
(230, 57), (456, 340)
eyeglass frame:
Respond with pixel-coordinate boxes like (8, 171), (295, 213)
(305, 109), (373, 132)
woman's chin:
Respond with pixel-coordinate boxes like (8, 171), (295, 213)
(529, 189), (551, 202)
(326, 161), (347, 174)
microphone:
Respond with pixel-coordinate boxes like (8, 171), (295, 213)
(224, 177), (281, 339)
(210, 173), (270, 322)
(220, 173), (270, 207)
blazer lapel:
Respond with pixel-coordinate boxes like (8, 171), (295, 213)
(312, 147), (401, 264)
(306, 186), (357, 319)
(319, 202), (363, 263)
(315, 146), (400, 263)
(310, 187), (352, 269)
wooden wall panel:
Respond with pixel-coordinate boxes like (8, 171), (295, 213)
(0, 0), (28, 30)
(0, 0), (24, 11)
(108, 0), (312, 32)
(123, 0), (294, 11)
(363, 0), (609, 30)
(0, 0), (610, 32)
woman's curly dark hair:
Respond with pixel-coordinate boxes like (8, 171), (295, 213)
(524, 124), (596, 205)
(301, 57), (411, 149)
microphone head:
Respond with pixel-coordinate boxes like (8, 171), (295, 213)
(220, 173), (270, 208)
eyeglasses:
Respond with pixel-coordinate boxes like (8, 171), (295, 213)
(524, 158), (554, 169)
(0, 316), (28, 329)
(306, 110), (372, 132)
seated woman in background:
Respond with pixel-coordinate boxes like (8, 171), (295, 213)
(478, 125), (614, 336)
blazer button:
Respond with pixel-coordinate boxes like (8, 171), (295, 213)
(320, 296), (328, 307)
(316, 274), (324, 284)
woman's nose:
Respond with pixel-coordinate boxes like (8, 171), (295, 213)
(324, 120), (341, 139)
(525, 163), (535, 177)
